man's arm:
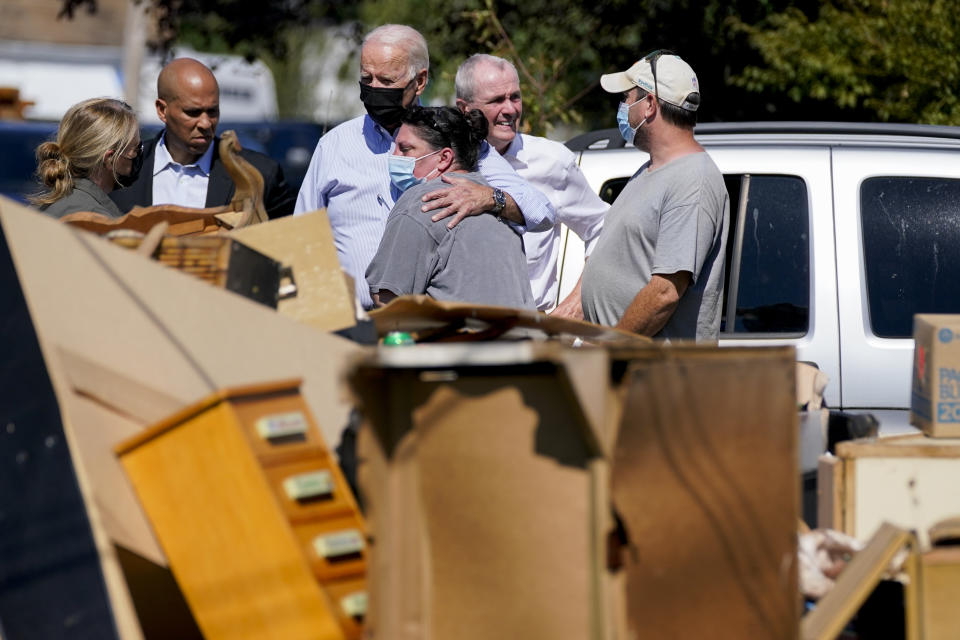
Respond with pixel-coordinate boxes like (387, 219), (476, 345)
(615, 272), (690, 336)
(263, 161), (296, 219)
(420, 144), (555, 232)
(550, 272), (586, 320)
(293, 140), (327, 216)
(420, 173), (525, 228)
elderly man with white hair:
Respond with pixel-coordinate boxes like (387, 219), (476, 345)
(455, 54), (608, 316)
(294, 25), (555, 309)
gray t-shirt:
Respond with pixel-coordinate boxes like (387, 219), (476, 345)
(582, 152), (729, 341)
(366, 172), (536, 309)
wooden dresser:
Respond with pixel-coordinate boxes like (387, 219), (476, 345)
(115, 380), (366, 640)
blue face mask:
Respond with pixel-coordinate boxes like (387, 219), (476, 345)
(388, 149), (441, 192)
(617, 99), (647, 145)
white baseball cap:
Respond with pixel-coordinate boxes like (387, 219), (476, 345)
(601, 52), (700, 112)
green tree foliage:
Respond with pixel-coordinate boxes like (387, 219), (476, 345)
(59, 0), (359, 60)
(360, 0), (819, 134)
(732, 0), (960, 124)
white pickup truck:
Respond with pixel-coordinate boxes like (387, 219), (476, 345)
(560, 122), (960, 434)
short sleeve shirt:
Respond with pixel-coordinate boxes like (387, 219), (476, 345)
(366, 172), (536, 309)
(581, 152), (729, 341)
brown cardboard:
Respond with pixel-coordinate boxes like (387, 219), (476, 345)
(368, 294), (650, 345)
(607, 345), (800, 639)
(349, 343), (613, 640)
(0, 196), (361, 637)
(911, 314), (960, 437)
(230, 210), (357, 332)
(920, 546), (960, 639)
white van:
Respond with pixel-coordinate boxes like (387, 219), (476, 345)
(561, 122), (960, 434)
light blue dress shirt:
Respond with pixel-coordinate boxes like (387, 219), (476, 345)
(152, 134), (215, 208)
(293, 114), (555, 308)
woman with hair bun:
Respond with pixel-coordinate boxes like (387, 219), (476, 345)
(31, 97), (142, 219)
(366, 105), (535, 309)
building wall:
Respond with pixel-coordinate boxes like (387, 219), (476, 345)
(0, 0), (129, 47)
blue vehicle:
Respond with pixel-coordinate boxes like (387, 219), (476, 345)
(0, 120), (328, 205)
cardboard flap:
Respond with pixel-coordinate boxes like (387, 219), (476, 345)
(57, 347), (184, 425)
(229, 210), (357, 333)
(797, 362), (829, 410)
(369, 295), (650, 345)
(352, 343), (610, 457)
(0, 195), (362, 574)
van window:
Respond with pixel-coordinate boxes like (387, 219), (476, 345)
(597, 172), (810, 336)
(861, 177), (960, 338)
(721, 175), (810, 336)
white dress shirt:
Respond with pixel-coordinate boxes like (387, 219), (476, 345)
(293, 114), (556, 309)
(152, 134), (215, 208)
(501, 133), (608, 310)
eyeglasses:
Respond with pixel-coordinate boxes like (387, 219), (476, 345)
(123, 141), (143, 160)
(643, 49), (674, 102)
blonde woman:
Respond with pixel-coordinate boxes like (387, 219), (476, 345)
(31, 97), (142, 219)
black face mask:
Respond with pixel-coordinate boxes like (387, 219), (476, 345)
(359, 82), (410, 130)
(115, 148), (144, 189)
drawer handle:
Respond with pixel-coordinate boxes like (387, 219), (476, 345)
(313, 529), (364, 559)
(340, 591), (367, 618)
(255, 412), (308, 441)
(283, 470), (334, 501)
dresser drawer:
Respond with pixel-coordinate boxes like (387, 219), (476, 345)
(293, 516), (368, 582)
(264, 457), (356, 524)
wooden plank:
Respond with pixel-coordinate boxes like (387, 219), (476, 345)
(836, 434), (960, 458)
(920, 547), (960, 640)
(611, 346), (799, 639)
(800, 522), (915, 640)
(816, 454), (842, 530)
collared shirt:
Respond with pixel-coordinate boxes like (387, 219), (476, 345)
(501, 133), (608, 311)
(152, 134), (215, 208)
(293, 114), (556, 309)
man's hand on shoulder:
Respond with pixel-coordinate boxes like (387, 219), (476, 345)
(421, 174), (494, 229)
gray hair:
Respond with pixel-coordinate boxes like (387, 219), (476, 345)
(362, 24), (430, 83)
(455, 54), (519, 102)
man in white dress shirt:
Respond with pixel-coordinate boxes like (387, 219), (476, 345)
(455, 54), (609, 317)
(294, 25), (555, 309)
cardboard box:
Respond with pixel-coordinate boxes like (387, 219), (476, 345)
(348, 343), (614, 640)
(911, 314), (960, 437)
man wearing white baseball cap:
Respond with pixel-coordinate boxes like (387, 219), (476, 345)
(581, 50), (730, 342)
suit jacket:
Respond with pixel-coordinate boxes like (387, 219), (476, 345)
(110, 132), (296, 219)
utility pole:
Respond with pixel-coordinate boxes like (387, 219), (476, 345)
(122, 0), (147, 110)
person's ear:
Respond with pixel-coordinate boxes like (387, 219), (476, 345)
(103, 148), (116, 170)
(413, 68), (428, 96)
(436, 147), (455, 172)
(455, 98), (469, 114)
(643, 93), (658, 120)
(155, 98), (168, 124)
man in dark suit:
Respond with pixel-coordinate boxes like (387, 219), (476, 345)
(111, 58), (295, 219)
